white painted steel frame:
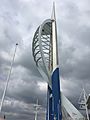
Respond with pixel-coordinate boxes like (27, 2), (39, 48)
(32, 19), (52, 85)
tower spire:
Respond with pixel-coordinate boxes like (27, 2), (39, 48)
(51, 2), (56, 21)
(51, 2), (58, 70)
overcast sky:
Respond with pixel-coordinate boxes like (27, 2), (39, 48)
(0, 0), (90, 119)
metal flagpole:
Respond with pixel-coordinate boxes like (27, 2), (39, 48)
(0, 43), (18, 112)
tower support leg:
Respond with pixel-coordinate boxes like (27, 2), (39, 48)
(46, 85), (53, 120)
(52, 68), (62, 120)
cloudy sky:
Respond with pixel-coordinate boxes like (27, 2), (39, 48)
(0, 0), (90, 119)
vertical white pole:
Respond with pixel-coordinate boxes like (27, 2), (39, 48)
(35, 110), (37, 120)
(34, 99), (38, 120)
(0, 43), (18, 112)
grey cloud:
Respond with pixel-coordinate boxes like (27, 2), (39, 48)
(1, 99), (45, 120)
(16, 46), (42, 78)
(76, 26), (90, 46)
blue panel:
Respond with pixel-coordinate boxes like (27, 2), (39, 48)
(51, 67), (62, 120)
